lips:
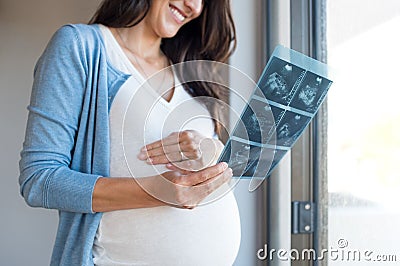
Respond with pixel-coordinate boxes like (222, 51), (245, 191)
(169, 4), (186, 23)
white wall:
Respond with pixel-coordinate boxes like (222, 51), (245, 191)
(0, 1), (100, 265)
(230, 1), (267, 265)
(0, 0), (265, 265)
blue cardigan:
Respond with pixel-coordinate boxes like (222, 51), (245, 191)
(19, 24), (130, 265)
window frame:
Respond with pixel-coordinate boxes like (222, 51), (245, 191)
(265, 1), (329, 266)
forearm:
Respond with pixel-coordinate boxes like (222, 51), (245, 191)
(92, 177), (165, 212)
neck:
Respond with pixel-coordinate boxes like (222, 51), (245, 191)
(115, 23), (163, 61)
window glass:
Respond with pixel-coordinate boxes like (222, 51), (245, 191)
(327, 0), (400, 264)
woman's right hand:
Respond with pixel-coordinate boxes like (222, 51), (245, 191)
(141, 162), (232, 209)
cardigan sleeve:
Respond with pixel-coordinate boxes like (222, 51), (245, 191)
(19, 25), (101, 214)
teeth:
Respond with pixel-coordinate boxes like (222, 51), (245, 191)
(169, 6), (185, 22)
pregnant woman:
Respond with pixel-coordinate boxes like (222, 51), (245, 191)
(19, 0), (240, 265)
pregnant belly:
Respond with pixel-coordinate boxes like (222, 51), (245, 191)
(93, 188), (241, 266)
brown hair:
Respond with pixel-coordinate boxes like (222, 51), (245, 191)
(89, 0), (236, 138)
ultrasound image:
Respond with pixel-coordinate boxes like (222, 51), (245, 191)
(234, 99), (276, 143)
(290, 72), (332, 113)
(219, 140), (262, 177)
(217, 46), (332, 180)
(259, 57), (306, 105)
(276, 111), (311, 147)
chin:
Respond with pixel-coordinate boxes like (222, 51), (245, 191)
(160, 29), (180, 39)
(165, 19), (188, 36)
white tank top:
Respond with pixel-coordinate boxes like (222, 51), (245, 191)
(92, 25), (241, 266)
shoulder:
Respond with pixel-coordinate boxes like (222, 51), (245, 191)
(39, 24), (106, 71)
(51, 23), (104, 51)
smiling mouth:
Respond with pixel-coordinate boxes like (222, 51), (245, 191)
(169, 5), (186, 23)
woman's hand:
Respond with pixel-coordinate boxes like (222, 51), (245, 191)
(92, 162), (232, 212)
(137, 130), (224, 171)
(140, 162), (232, 209)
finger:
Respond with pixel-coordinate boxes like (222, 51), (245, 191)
(193, 168), (233, 200)
(188, 162), (228, 185)
(197, 167), (233, 186)
(178, 130), (197, 142)
(141, 132), (181, 151)
(146, 151), (189, 164)
(140, 131), (202, 160)
(139, 143), (200, 161)
(180, 143), (201, 159)
(170, 162), (228, 187)
(145, 144), (202, 164)
(166, 160), (203, 172)
(142, 130), (199, 152)
(180, 168), (233, 208)
(166, 163), (194, 175)
(138, 143), (180, 160)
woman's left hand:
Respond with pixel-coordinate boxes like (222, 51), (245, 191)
(138, 130), (224, 171)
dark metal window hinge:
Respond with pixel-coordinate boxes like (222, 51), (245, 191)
(292, 201), (315, 234)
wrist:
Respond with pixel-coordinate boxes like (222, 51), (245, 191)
(92, 177), (166, 212)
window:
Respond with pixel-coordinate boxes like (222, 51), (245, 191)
(327, 0), (400, 264)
